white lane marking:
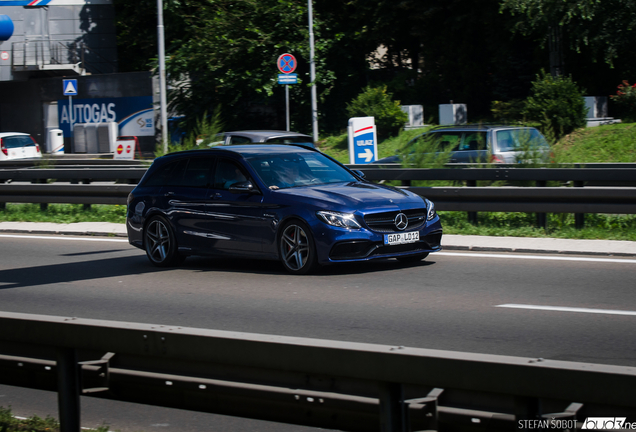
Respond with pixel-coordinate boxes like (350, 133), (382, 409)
(437, 251), (636, 264)
(496, 304), (636, 316)
(0, 234), (128, 243)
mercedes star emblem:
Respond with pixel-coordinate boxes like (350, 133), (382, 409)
(394, 213), (408, 230)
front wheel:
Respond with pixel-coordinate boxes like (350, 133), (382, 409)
(144, 215), (184, 267)
(279, 220), (319, 275)
(396, 252), (429, 263)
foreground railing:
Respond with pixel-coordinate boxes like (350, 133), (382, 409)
(1, 312), (635, 432)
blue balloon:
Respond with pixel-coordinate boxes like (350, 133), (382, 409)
(0, 15), (15, 42)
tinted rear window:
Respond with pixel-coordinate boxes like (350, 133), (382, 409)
(1, 135), (35, 149)
(265, 136), (315, 148)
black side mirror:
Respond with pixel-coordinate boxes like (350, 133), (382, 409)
(353, 169), (366, 179)
(229, 181), (260, 194)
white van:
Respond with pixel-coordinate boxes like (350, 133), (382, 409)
(0, 132), (42, 161)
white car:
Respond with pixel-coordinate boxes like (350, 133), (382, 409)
(0, 132), (42, 161)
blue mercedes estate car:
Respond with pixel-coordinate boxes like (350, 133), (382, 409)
(126, 145), (442, 274)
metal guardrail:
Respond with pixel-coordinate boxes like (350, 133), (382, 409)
(1, 166), (636, 227)
(0, 184), (134, 205)
(1, 312), (635, 432)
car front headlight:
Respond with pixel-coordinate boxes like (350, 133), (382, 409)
(316, 211), (361, 229)
(426, 199), (437, 221)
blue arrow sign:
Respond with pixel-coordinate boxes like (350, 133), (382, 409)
(63, 79), (78, 96)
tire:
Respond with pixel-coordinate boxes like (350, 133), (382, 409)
(279, 220), (319, 275)
(396, 253), (429, 263)
(144, 215), (184, 267)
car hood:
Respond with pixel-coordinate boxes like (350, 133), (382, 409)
(273, 181), (426, 212)
(375, 155), (402, 163)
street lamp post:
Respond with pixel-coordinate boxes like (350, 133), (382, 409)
(157, 0), (168, 154)
(308, 0), (318, 142)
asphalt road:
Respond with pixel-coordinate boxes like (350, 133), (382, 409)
(1, 233), (635, 431)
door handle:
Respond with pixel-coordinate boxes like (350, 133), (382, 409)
(164, 191), (175, 197)
(211, 193), (222, 199)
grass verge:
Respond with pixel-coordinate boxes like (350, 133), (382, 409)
(441, 212), (636, 241)
(0, 406), (109, 432)
(1, 204), (634, 242)
(0, 204), (127, 224)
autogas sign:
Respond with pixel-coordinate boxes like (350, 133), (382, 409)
(57, 96), (154, 138)
(347, 117), (378, 164)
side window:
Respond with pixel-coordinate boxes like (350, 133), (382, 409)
(228, 135), (252, 144)
(460, 132), (487, 151)
(181, 157), (214, 188)
(433, 133), (461, 151)
(214, 159), (249, 190)
(143, 159), (188, 187)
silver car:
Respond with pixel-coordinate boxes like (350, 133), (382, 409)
(214, 130), (315, 148)
(377, 125), (552, 164)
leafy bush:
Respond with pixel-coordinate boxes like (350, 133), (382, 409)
(610, 80), (636, 122)
(523, 71), (587, 142)
(346, 86), (408, 139)
(155, 108), (224, 158)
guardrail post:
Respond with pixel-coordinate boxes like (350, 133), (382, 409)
(574, 181), (585, 229)
(378, 382), (407, 432)
(82, 180), (91, 210)
(467, 180), (478, 224)
(535, 181), (547, 229)
(32, 179), (49, 211)
(56, 347), (81, 432)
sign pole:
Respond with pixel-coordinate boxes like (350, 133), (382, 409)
(285, 85), (290, 131)
(277, 53), (297, 132)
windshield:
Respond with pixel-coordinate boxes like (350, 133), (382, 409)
(496, 128), (549, 152)
(246, 152), (357, 189)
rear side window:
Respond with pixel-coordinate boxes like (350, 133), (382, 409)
(2, 135), (35, 149)
(228, 135), (252, 144)
(459, 132), (487, 151)
(143, 159), (188, 187)
(181, 157), (214, 187)
(144, 157), (216, 188)
(430, 132), (462, 151)
(265, 136), (315, 148)
(496, 129), (550, 152)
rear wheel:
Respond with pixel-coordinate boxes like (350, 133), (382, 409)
(279, 220), (318, 275)
(396, 253), (429, 263)
(144, 215), (184, 267)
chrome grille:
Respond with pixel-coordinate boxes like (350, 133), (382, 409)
(364, 209), (427, 233)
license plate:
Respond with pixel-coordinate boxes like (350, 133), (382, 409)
(384, 231), (420, 246)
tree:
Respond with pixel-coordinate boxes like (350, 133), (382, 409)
(163, 0), (336, 134)
(500, 0), (636, 71)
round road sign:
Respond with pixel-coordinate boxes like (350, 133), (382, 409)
(117, 144), (124, 155)
(277, 53), (297, 74)
(0, 51), (8, 61)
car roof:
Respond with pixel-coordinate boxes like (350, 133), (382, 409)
(161, 144), (317, 160)
(0, 132), (30, 138)
(428, 124), (535, 132)
(222, 130), (312, 140)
